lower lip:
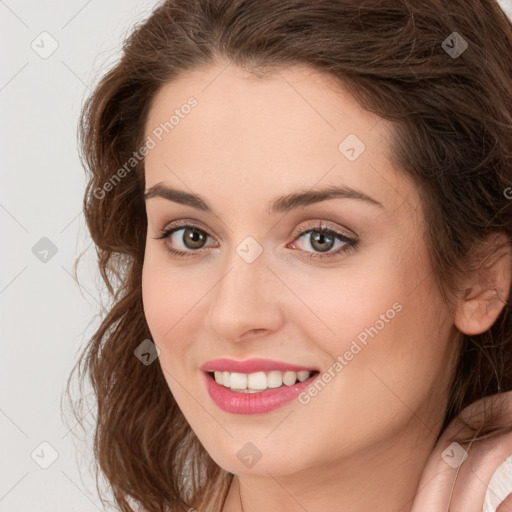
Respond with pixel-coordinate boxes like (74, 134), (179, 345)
(202, 371), (319, 414)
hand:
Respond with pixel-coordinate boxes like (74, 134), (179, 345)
(497, 494), (512, 512)
(411, 391), (512, 512)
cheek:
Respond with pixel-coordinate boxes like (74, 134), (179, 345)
(324, 277), (454, 441)
(141, 258), (173, 341)
(141, 250), (206, 345)
(296, 245), (453, 431)
(281, 254), (405, 357)
(141, 250), (221, 405)
(291, 295), (453, 468)
(141, 256), (201, 413)
(141, 256), (193, 383)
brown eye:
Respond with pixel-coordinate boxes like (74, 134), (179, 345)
(289, 224), (359, 261)
(181, 227), (208, 250)
(309, 231), (336, 252)
(155, 224), (215, 256)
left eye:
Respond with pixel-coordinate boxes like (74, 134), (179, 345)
(291, 226), (356, 255)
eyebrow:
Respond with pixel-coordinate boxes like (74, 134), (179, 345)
(144, 182), (384, 214)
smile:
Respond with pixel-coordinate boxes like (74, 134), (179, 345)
(200, 358), (320, 414)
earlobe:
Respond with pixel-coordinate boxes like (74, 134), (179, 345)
(454, 234), (512, 336)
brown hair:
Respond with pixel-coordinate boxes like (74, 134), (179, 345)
(65, 0), (512, 510)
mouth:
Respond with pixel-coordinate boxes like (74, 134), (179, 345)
(201, 367), (321, 415)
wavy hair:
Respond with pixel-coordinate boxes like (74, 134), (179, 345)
(65, 0), (512, 510)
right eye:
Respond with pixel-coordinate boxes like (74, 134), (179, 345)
(154, 223), (218, 258)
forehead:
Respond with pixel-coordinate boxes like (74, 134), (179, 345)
(143, 61), (418, 214)
(145, 62), (384, 147)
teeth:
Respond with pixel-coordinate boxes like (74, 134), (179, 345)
(247, 371), (267, 390)
(267, 371), (283, 388)
(297, 371), (310, 382)
(229, 372), (247, 390)
(282, 371), (296, 386)
(212, 370), (314, 392)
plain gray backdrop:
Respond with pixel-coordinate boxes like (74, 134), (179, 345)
(1, 0), (512, 510)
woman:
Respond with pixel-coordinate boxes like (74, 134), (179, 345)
(66, 0), (512, 510)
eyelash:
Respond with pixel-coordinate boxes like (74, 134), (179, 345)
(153, 221), (359, 261)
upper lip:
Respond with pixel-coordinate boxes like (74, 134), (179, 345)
(200, 358), (318, 374)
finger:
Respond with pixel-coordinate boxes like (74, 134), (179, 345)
(496, 493), (512, 512)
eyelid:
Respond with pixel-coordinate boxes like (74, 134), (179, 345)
(158, 218), (221, 241)
(290, 220), (357, 241)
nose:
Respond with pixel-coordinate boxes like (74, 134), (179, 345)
(205, 245), (285, 342)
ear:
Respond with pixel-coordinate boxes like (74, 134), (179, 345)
(454, 233), (512, 336)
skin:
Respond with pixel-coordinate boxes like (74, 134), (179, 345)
(140, 60), (501, 511)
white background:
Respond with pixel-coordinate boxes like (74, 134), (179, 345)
(1, 0), (512, 510)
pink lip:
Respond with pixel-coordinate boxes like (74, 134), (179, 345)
(200, 358), (317, 373)
(200, 359), (320, 415)
(201, 371), (319, 414)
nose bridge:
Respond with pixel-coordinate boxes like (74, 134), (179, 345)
(206, 237), (283, 340)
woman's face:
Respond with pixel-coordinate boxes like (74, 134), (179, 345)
(141, 61), (459, 479)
